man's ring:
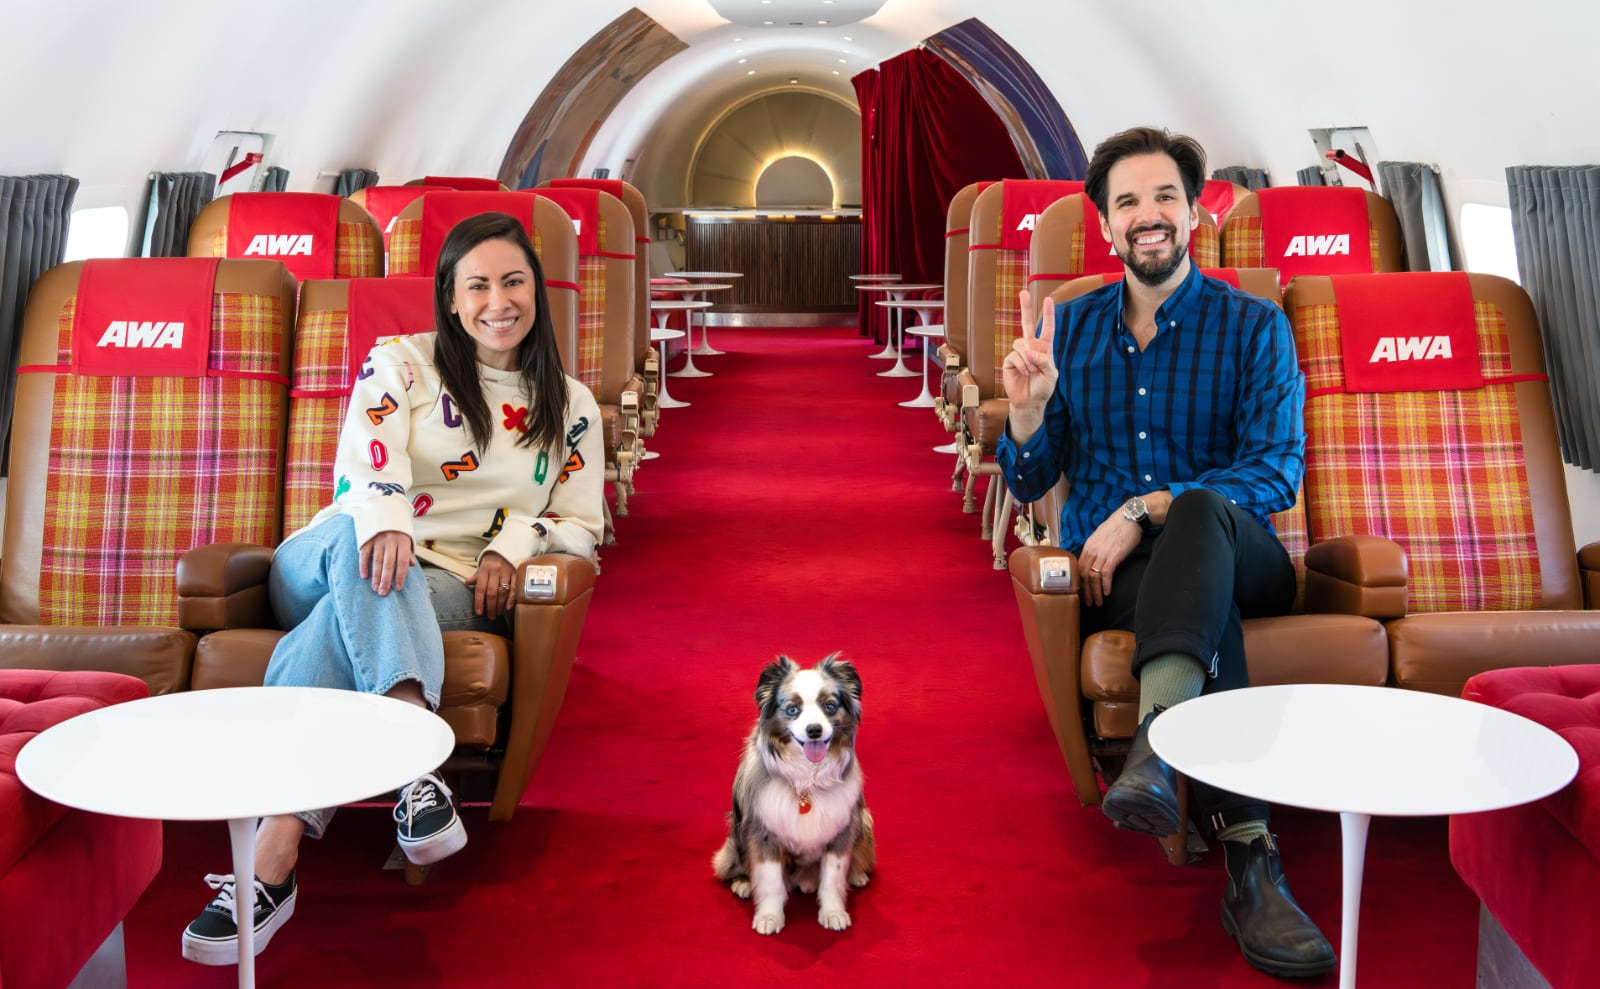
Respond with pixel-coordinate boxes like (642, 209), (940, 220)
(1090, 567), (1102, 573)
(499, 582), (512, 590)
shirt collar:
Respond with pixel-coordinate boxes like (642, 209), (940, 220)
(1115, 258), (1206, 332)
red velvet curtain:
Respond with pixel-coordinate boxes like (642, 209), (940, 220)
(853, 49), (1028, 341)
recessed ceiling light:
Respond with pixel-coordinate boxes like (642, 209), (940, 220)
(843, 36), (852, 41)
(747, 69), (756, 75)
(818, 20), (829, 24)
(738, 58), (747, 63)
(838, 58), (847, 63)
(763, 20), (773, 24)
(832, 70), (840, 75)
(789, 78), (799, 84)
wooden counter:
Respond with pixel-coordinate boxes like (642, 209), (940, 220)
(685, 213), (861, 312)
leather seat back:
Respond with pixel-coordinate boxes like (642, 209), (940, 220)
(548, 179), (651, 377)
(531, 187), (634, 404)
(2, 258), (294, 626)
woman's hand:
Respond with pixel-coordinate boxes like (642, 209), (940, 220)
(467, 551), (519, 621)
(359, 531), (415, 596)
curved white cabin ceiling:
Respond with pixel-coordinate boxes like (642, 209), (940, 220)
(5, 0), (1600, 219)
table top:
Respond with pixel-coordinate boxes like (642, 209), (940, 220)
(650, 328), (686, 341)
(855, 282), (940, 293)
(649, 299), (713, 310)
(905, 324), (945, 337)
(17, 686), (455, 822)
(1148, 683), (1579, 817)
(651, 283), (731, 294)
(849, 274), (902, 281)
(664, 271), (743, 279)
(876, 299), (946, 309)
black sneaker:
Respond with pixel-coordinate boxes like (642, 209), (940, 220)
(394, 771), (467, 865)
(181, 871), (296, 965)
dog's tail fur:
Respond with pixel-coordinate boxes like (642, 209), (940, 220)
(712, 811), (747, 884)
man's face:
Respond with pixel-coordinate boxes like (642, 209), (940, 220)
(1098, 152), (1199, 288)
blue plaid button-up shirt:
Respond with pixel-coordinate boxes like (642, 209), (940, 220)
(997, 263), (1305, 555)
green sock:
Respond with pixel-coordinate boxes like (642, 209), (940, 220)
(1216, 819), (1270, 845)
(1137, 652), (1206, 721)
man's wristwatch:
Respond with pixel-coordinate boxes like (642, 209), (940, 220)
(1120, 496), (1151, 531)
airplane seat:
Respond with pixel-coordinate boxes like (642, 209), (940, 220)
(545, 179), (655, 438)
(405, 176), (510, 192)
(934, 181), (992, 490)
(0, 258), (296, 694)
(347, 184), (450, 265)
(959, 179), (1082, 569)
(531, 186), (640, 536)
(175, 274), (598, 823)
(1220, 186), (1403, 288)
(1286, 272), (1600, 694)
(188, 192), (383, 280)
(1008, 267), (1393, 864)
(1198, 178), (1251, 229)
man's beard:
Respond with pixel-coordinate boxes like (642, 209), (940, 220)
(1117, 223), (1189, 287)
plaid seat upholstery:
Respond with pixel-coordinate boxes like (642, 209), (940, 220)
(1287, 272), (1600, 695)
(2, 259), (294, 629)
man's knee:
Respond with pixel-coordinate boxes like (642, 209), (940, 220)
(1164, 487), (1232, 531)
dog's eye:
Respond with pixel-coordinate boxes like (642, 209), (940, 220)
(784, 704), (800, 717)
(824, 701), (839, 714)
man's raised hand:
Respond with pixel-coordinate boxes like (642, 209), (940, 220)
(1002, 290), (1059, 435)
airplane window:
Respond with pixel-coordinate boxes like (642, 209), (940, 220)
(1459, 203), (1521, 284)
(62, 206), (130, 261)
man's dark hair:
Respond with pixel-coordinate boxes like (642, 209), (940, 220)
(1083, 127), (1207, 215)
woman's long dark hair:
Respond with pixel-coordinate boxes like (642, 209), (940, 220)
(432, 212), (568, 454)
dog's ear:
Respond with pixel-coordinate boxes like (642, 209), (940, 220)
(820, 652), (862, 706)
(754, 656), (796, 715)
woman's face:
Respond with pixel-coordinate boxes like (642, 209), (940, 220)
(449, 237), (538, 370)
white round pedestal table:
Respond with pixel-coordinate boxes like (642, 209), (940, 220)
(647, 300), (707, 403)
(876, 298), (946, 378)
(856, 282), (940, 360)
(848, 273), (902, 282)
(662, 271), (742, 354)
(901, 324), (945, 409)
(17, 686), (455, 989)
(1148, 683), (1578, 989)
(651, 285), (729, 374)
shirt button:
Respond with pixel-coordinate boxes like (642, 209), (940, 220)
(1127, 345), (1135, 353)
(1138, 431), (1147, 439)
(1138, 387), (1147, 396)
(1144, 474), (1153, 482)
(1022, 452), (1030, 459)
(1169, 321), (1176, 328)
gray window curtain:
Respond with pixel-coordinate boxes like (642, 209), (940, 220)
(333, 168), (380, 197)
(1, 174), (79, 470)
(139, 171), (215, 257)
(1376, 162), (1454, 272)
(1296, 166), (1326, 187)
(260, 167), (289, 192)
(1507, 165), (1600, 471)
(1213, 166), (1269, 191)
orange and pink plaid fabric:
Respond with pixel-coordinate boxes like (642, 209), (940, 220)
(573, 258), (606, 393)
(1191, 222), (1220, 268)
(41, 294), (286, 626)
(283, 307), (350, 535)
(388, 220), (422, 276)
(992, 252), (1028, 393)
(1295, 299), (1540, 614)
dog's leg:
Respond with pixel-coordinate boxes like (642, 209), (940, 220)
(750, 859), (787, 935)
(816, 851), (852, 930)
(848, 809), (876, 888)
(712, 837), (752, 899)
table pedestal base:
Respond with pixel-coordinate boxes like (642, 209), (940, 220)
(228, 817), (258, 988)
(1338, 811), (1370, 989)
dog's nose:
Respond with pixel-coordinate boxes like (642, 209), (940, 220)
(806, 724), (824, 740)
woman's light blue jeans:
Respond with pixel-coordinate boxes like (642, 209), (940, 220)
(264, 514), (506, 838)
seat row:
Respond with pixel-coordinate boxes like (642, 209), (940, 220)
(0, 182), (664, 820)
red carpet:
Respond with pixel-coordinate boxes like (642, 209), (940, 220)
(124, 326), (1478, 987)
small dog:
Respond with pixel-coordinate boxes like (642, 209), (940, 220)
(713, 654), (875, 934)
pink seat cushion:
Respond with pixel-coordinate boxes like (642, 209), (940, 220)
(0, 670), (151, 875)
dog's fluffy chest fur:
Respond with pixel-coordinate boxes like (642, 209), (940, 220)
(751, 746), (861, 859)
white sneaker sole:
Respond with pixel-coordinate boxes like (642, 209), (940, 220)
(181, 890), (297, 966)
(399, 816), (468, 865)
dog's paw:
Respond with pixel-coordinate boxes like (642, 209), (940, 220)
(818, 908), (852, 931)
(729, 878), (752, 900)
(847, 870), (871, 889)
(752, 911), (785, 935)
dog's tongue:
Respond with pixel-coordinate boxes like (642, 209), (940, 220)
(803, 740), (828, 763)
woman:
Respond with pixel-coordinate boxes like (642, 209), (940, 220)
(182, 212), (605, 966)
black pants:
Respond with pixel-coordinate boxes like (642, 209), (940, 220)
(1081, 488), (1296, 832)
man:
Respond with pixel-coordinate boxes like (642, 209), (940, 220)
(997, 126), (1335, 979)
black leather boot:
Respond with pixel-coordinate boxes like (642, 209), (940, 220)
(1220, 834), (1337, 978)
(1100, 710), (1182, 836)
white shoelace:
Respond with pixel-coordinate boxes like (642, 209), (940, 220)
(393, 773), (452, 827)
(203, 873), (268, 916)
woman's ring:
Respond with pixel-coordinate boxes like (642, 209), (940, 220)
(1090, 567), (1102, 573)
(499, 582), (512, 590)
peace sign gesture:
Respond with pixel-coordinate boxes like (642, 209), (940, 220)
(1003, 289), (1059, 442)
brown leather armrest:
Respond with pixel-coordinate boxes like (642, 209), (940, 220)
(1303, 534), (1409, 618)
(176, 542), (276, 631)
(1580, 541), (1600, 609)
(512, 554), (598, 606)
(0, 626), (196, 695)
(1007, 544), (1081, 596)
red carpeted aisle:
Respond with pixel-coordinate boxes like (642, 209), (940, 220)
(124, 326), (1478, 987)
